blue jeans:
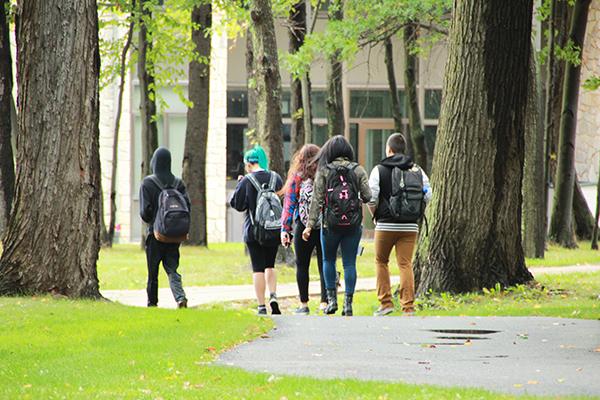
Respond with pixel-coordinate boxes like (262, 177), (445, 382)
(320, 226), (362, 295)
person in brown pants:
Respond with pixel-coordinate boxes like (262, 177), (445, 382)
(368, 133), (431, 316)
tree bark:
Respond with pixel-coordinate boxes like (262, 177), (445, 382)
(288, 1), (306, 154)
(326, 0), (344, 138)
(573, 179), (595, 240)
(402, 23), (428, 173)
(548, 0), (591, 248)
(249, 0), (285, 178)
(592, 157), (600, 249)
(182, 3), (211, 246)
(413, 0), (534, 294)
(383, 36), (413, 157)
(138, 0), (158, 179)
(522, 44), (546, 258)
(246, 32), (257, 136)
(0, 0), (15, 238)
(108, 10), (135, 245)
(301, 73), (313, 144)
(0, 0), (102, 297)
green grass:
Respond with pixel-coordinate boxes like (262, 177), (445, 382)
(98, 241), (600, 290)
(1, 297), (595, 400)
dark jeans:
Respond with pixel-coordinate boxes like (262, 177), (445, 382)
(145, 234), (186, 306)
(321, 226), (362, 295)
(293, 222), (326, 303)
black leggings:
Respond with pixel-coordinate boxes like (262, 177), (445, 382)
(293, 222), (326, 303)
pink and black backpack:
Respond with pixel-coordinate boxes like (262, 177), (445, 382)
(323, 163), (362, 232)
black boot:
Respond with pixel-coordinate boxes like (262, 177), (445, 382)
(342, 294), (353, 316)
(325, 289), (338, 315)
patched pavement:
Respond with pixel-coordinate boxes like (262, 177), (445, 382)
(217, 316), (600, 397)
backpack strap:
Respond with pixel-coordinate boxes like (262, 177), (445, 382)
(246, 173), (262, 192)
(150, 175), (165, 191)
(268, 172), (277, 191)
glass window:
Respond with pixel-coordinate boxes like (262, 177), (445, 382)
(281, 91), (291, 118)
(133, 115), (164, 196)
(227, 90), (248, 118)
(227, 124), (248, 179)
(165, 115), (186, 177)
(311, 90), (327, 119)
(425, 89), (442, 119)
(350, 123), (359, 157)
(350, 90), (406, 119)
(312, 124), (328, 146)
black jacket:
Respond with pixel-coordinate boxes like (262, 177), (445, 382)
(230, 170), (283, 243)
(139, 147), (190, 234)
(374, 154), (414, 223)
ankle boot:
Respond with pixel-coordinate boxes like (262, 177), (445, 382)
(342, 293), (353, 316)
(325, 289), (338, 314)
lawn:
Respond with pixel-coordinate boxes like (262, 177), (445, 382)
(98, 241), (600, 290)
(0, 297), (595, 400)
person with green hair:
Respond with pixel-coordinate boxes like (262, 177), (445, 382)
(231, 144), (284, 315)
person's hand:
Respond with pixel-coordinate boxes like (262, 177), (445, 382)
(302, 227), (312, 241)
(237, 175), (244, 182)
(280, 232), (291, 247)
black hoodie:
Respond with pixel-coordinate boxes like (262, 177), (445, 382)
(139, 147), (190, 233)
(373, 153), (414, 223)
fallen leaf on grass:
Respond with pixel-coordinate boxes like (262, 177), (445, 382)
(23, 384), (32, 389)
(205, 347), (217, 353)
(513, 384), (523, 388)
(260, 334), (270, 339)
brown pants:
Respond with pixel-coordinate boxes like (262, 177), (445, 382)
(375, 230), (417, 312)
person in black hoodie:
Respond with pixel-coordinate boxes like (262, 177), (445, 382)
(140, 147), (190, 308)
(367, 133), (432, 316)
(230, 146), (283, 316)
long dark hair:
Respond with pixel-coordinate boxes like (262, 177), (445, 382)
(314, 135), (355, 168)
(280, 144), (320, 196)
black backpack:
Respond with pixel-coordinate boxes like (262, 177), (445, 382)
(324, 163), (362, 232)
(247, 172), (282, 246)
(151, 176), (190, 243)
(387, 165), (425, 223)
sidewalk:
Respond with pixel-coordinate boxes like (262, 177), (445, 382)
(101, 264), (600, 309)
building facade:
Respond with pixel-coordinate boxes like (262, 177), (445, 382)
(98, 3), (600, 244)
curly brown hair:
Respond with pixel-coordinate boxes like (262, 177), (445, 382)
(280, 144), (320, 196)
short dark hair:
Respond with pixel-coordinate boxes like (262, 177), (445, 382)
(386, 133), (407, 154)
(314, 135), (355, 168)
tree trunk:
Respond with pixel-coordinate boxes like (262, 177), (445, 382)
(522, 44), (546, 259)
(573, 179), (595, 240)
(138, 0), (158, 180)
(108, 12), (135, 245)
(138, 0), (158, 246)
(246, 32), (257, 136)
(288, 1), (306, 154)
(384, 36), (413, 157)
(413, 0), (534, 294)
(249, 0), (285, 178)
(402, 23), (428, 173)
(0, 0), (102, 297)
(301, 73), (313, 144)
(182, 3), (211, 246)
(0, 0), (15, 238)
(592, 157), (600, 249)
(548, 0), (591, 248)
(326, 0), (344, 138)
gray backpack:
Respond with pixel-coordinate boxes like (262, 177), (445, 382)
(247, 172), (282, 246)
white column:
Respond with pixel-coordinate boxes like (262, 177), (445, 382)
(206, 5), (228, 243)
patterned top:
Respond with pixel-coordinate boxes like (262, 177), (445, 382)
(281, 173), (320, 233)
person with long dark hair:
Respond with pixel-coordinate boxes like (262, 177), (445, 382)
(302, 135), (371, 316)
(280, 144), (327, 315)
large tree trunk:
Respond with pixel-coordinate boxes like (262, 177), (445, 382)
(0, 0), (15, 238)
(592, 158), (600, 250)
(548, 0), (591, 248)
(249, 0), (285, 178)
(326, 0), (344, 138)
(182, 3), (211, 246)
(384, 36), (412, 157)
(402, 23), (428, 173)
(0, 0), (102, 297)
(522, 44), (546, 259)
(108, 13), (135, 245)
(413, 0), (534, 294)
(573, 179), (596, 240)
(288, 1), (306, 154)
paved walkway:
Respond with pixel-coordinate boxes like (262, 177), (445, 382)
(101, 264), (600, 309)
(217, 316), (600, 397)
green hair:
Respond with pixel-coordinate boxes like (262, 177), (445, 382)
(244, 145), (269, 170)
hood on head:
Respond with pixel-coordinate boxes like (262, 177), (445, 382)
(151, 147), (172, 175)
(380, 153), (413, 170)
